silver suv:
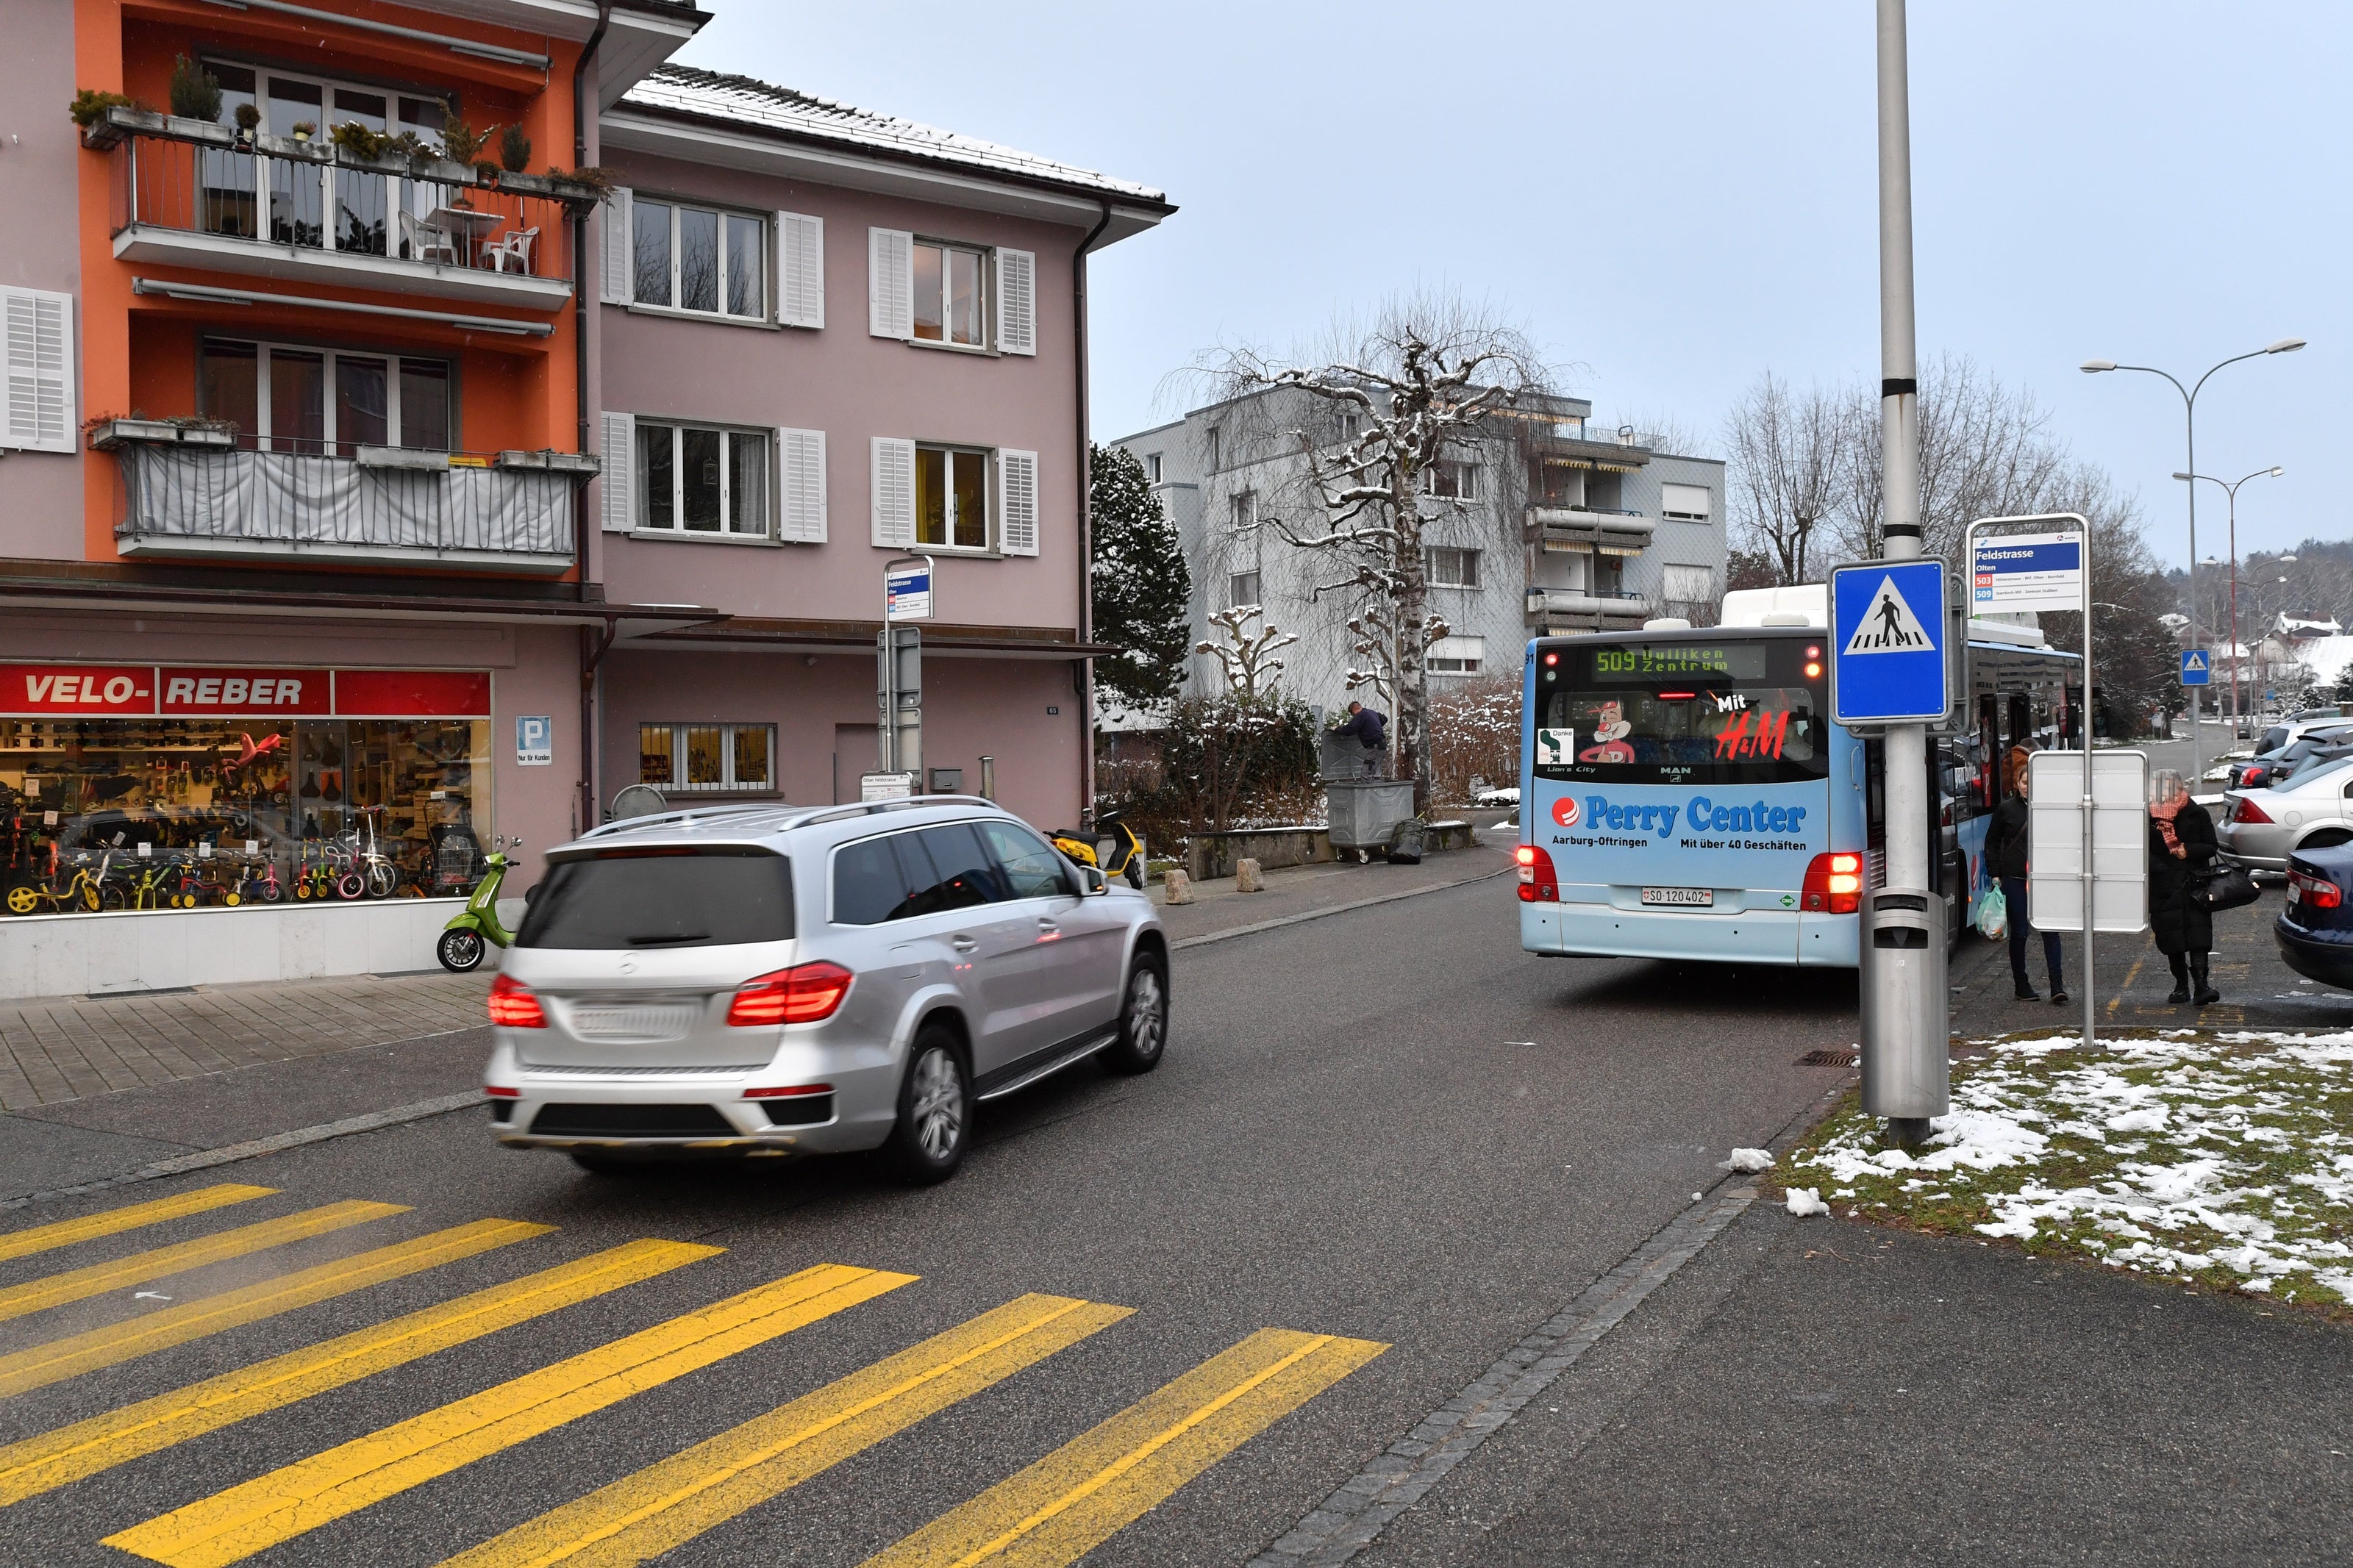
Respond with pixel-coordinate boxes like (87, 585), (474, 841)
(483, 797), (1168, 1184)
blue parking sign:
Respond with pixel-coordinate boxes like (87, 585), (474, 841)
(2179, 648), (2211, 687)
(1829, 559), (1949, 725)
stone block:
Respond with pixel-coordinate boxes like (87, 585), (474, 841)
(1162, 869), (1194, 905)
(1236, 858), (1265, 893)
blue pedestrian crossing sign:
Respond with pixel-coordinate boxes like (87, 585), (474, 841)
(2180, 648), (2212, 687)
(1829, 559), (1950, 725)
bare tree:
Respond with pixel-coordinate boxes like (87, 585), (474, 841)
(1208, 297), (1543, 810)
(1193, 605), (1298, 704)
(1722, 370), (1849, 586)
(1832, 354), (2071, 564)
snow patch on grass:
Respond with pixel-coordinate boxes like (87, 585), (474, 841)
(1787, 1030), (2353, 1307)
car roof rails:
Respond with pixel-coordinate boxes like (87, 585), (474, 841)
(576, 801), (784, 840)
(769, 794), (1004, 833)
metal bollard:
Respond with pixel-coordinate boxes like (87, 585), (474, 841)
(1860, 885), (1949, 1138)
(1162, 869), (1193, 905)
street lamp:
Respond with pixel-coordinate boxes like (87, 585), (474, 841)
(2080, 337), (2304, 783)
(2173, 464), (2285, 732)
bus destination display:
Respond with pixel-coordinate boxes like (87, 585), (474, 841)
(1589, 644), (1769, 683)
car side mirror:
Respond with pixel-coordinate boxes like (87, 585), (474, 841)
(1081, 865), (1107, 896)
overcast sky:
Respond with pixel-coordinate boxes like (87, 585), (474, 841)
(675, 2), (2346, 565)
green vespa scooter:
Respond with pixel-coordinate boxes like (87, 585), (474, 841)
(437, 837), (522, 973)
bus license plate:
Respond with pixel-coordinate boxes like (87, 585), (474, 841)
(1641, 887), (1713, 907)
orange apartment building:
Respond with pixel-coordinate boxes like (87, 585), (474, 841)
(0, 0), (1171, 996)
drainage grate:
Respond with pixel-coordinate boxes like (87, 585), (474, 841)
(1796, 1048), (1859, 1067)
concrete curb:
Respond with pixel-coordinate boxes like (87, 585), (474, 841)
(1, 1089), (487, 1211)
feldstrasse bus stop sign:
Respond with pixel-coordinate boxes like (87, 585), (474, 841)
(1829, 559), (1950, 726)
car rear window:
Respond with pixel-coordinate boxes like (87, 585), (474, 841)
(518, 848), (793, 949)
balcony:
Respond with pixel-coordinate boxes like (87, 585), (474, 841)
(95, 109), (593, 311)
(101, 423), (594, 574)
(1526, 587), (1654, 629)
(1531, 506), (1654, 553)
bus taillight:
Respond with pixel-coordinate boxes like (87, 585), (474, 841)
(1516, 844), (1559, 903)
(1802, 852), (1863, 914)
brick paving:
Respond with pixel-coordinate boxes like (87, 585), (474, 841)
(0, 971), (492, 1113)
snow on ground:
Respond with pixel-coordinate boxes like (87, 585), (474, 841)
(1788, 1030), (2353, 1306)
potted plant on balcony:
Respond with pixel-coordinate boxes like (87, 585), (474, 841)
(499, 123), (530, 174)
(289, 121), (315, 143)
(68, 88), (138, 129)
(329, 120), (392, 162)
(168, 54), (221, 123)
(234, 102), (260, 144)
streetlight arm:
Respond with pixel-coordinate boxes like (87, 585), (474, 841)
(2188, 347), (2276, 408)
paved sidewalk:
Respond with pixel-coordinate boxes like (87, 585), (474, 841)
(0, 971), (492, 1112)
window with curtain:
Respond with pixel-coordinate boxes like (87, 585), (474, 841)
(914, 444), (989, 550)
(638, 723), (776, 792)
(198, 337), (451, 452)
(634, 421), (770, 535)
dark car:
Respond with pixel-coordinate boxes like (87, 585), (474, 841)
(2232, 726), (2353, 791)
(2275, 842), (2353, 991)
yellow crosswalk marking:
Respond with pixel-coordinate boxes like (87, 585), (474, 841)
(0, 1217), (554, 1403)
(437, 1293), (1132, 1568)
(862, 1327), (1387, 1568)
(0, 1238), (713, 1507)
(0, 1200), (407, 1323)
(105, 1261), (915, 1568)
(0, 1185), (276, 1264)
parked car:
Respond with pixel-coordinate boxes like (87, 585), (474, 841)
(482, 797), (1170, 1183)
(2274, 842), (2353, 991)
(2229, 722), (2353, 790)
(2218, 756), (2353, 877)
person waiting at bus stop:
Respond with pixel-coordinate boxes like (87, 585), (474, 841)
(1983, 746), (2068, 1004)
(2146, 768), (2222, 1006)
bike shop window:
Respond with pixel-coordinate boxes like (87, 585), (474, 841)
(913, 240), (986, 346)
(915, 443), (989, 550)
(199, 338), (452, 454)
(638, 723), (774, 793)
(635, 422), (769, 534)
(632, 198), (765, 318)
(1535, 639), (1829, 786)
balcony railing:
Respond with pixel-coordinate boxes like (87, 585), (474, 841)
(1526, 587), (1654, 623)
(96, 110), (592, 309)
(1532, 506), (1654, 554)
(104, 426), (593, 574)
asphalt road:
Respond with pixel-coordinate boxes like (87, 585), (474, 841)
(1, 873), (2346, 1567)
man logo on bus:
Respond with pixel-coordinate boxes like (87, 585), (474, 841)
(1552, 796), (1581, 828)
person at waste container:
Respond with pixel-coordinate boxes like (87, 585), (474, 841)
(1982, 745), (2066, 1004)
(2146, 767), (2221, 1006)
(1335, 701), (1387, 776)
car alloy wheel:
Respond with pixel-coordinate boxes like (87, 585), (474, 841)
(1101, 956), (1168, 1075)
(909, 1045), (965, 1161)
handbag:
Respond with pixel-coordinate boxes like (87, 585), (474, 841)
(1976, 883), (2007, 940)
(2192, 866), (2260, 913)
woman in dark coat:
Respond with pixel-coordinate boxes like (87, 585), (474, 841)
(2147, 768), (2220, 1005)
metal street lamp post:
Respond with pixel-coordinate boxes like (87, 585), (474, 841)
(2081, 340), (2304, 785)
(2174, 465), (2284, 734)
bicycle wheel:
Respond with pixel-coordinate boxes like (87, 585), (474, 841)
(222, 889), (243, 907)
(5, 884), (40, 915)
(255, 878), (283, 904)
(335, 870), (367, 901)
(98, 884), (126, 912)
(365, 861), (399, 899)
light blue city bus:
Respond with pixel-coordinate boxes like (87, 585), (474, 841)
(1517, 584), (2082, 968)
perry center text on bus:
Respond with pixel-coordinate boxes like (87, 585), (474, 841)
(1516, 583), (2085, 967)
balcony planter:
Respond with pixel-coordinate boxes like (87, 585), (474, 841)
(251, 131), (332, 165)
(493, 168), (613, 210)
(494, 449), (601, 476)
(86, 418), (236, 451)
(354, 445), (455, 472)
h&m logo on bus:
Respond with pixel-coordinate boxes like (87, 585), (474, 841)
(1557, 795), (1810, 840)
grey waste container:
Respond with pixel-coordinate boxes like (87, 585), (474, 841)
(1860, 886), (1949, 1122)
(1328, 779), (1415, 853)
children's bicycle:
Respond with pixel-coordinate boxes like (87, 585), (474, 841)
(5, 848), (121, 914)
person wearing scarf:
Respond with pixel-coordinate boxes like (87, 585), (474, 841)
(2146, 768), (2221, 1004)
(1982, 745), (2066, 1003)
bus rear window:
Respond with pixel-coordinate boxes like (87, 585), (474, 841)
(1535, 639), (1829, 785)
(518, 848), (793, 949)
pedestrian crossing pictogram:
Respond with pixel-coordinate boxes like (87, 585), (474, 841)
(0, 1184), (1388, 1567)
(1838, 573), (1935, 654)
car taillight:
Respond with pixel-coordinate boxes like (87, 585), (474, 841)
(2243, 767), (2268, 789)
(488, 973), (546, 1028)
(1515, 844), (1558, 903)
(743, 1083), (835, 1099)
(726, 961), (855, 1026)
(2232, 795), (2274, 825)
(1802, 852), (1863, 914)
(2290, 871), (2343, 909)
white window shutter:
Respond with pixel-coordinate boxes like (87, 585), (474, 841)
(779, 427), (826, 543)
(1, 287), (74, 454)
(871, 436), (915, 548)
(600, 187), (633, 305)
(776, 212), (824, 329)
(995, 248), (1036, 356)
(868, 228), (913, 339)
(599, 411), (635, 532)
(998, 448), (1039, 556)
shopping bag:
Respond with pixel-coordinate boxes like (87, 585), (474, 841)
(1976, 884), (2007, 940)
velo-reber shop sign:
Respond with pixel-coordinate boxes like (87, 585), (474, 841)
(1829, 559), (1951, 727)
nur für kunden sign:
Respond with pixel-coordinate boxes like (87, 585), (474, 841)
(1971, 530), (2084, 614)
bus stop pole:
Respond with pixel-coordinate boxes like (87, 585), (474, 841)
(1873, 0), (1946, 1144)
